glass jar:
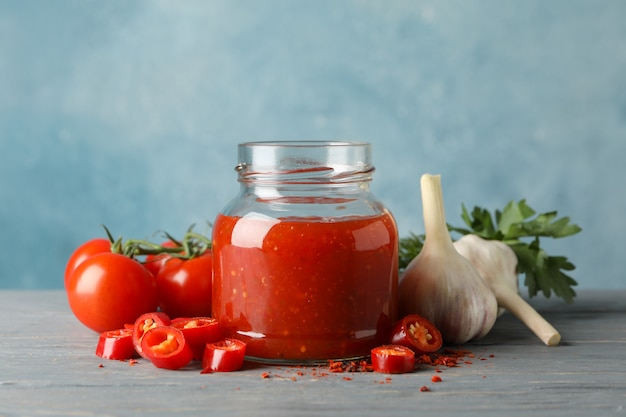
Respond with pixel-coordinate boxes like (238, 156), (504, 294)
(212, 141), (398, 364)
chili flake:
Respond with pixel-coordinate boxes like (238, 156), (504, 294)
(328, 360), (344, 373)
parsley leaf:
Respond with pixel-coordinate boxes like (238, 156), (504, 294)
(509, 239), (577, 302)
(399, 200), (582, 303)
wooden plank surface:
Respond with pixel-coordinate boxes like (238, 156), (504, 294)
(1, 290), (624, 417)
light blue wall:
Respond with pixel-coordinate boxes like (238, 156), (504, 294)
(1, 0), (624, 290)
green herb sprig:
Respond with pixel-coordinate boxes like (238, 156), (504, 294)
(399, 200), (582, 303)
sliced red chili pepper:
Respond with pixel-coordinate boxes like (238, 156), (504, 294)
(201, 338), (246, 373)
(390, 314), (443, 354)
(371, 345), (416, 374)
(95, 328), (136, 360)
(132, 312), (171, 359)
(171, 317), (222, 360)
(140, 326), (193, 370)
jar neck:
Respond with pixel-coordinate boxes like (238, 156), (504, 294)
(240, 180), (371, 200)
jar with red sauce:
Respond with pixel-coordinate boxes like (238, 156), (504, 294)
(212, 141), (398, 364)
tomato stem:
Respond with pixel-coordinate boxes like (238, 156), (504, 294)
(99, 223), (212, 260)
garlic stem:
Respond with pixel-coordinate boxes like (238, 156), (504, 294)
(421, 175), (455, 248)
(494, 287), (561, 346)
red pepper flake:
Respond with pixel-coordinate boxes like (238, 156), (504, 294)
(261, 372), (271, 379)
(415, 348), (481, 368)
(342, 377), (353, 381)
(317, 359), (373, 374)
(128, 359), (138, 366)
(431, 375), (442, 383)
(328, 360), (344, 373)
(416, 354), (433, 365)
(420, 386), (430, 392)
(98, 363), (104, 368)
(439, 356), (458, 367)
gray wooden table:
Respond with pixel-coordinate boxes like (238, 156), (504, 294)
(0, 290), (624, 417)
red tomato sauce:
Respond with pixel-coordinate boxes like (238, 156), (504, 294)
(212, 212), (398, 363)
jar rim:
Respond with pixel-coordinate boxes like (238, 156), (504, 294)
(239, 140), (370, 148)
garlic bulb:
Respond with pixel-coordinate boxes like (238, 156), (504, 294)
(453, 234), (561, 346)
(399, 174), (498, 344)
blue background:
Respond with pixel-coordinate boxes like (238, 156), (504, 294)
(1, 0), (624, 291)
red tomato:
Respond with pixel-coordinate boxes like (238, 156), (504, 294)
(171, 317), (222, 360)
(64, 238), (111, 288)
(132, 312), (171, 359)
(143, 240), (179, 277)
(66, 253), (158, 333)
(390, 314), (443, 354)
(95, 328), (136, 360)
(201, 338), (246, 373)
(370, 345), (415, 374)
(141, 326), (193, 370)
(155, 251), (213, 318)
